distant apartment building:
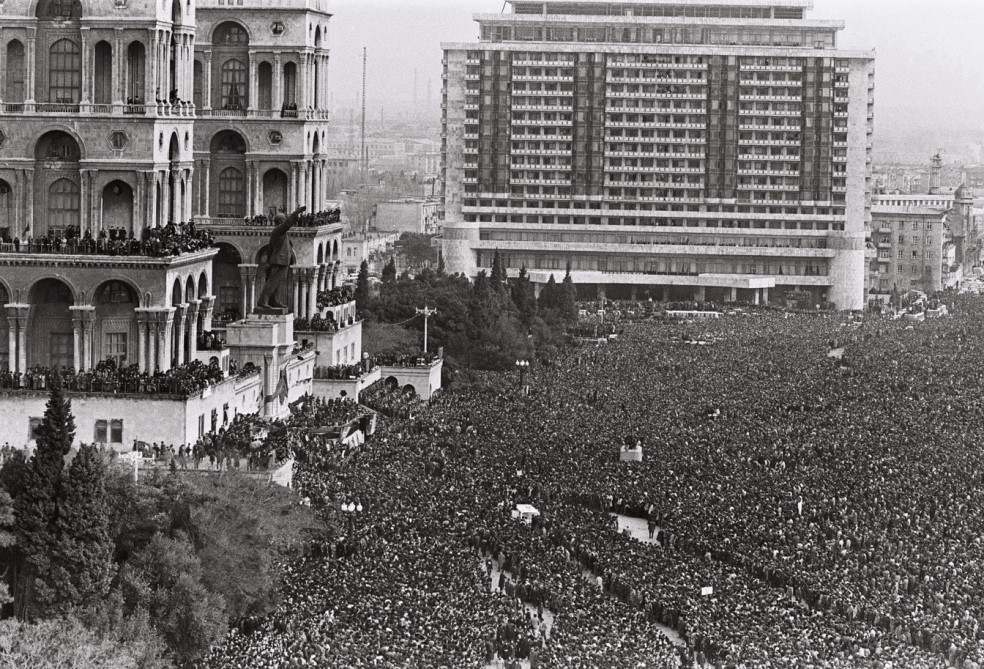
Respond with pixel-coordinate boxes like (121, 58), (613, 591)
(375, 199), (440, 235)
(869, 206), (946, 296)
(871, 185), (977, 276)
(441, 0), (875, 309)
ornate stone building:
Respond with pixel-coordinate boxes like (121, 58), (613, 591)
(0, 0), (340, 372)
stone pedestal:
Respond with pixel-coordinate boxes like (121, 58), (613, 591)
(226, 314), (294, 360)
(225, 313), (295, 417)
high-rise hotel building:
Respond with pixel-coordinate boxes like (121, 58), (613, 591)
(441, 0), (875, 309)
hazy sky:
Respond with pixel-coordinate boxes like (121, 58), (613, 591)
(327, 0), (984, 141)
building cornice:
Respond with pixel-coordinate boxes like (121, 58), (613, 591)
(444, 40), (874, 59)
(0, 248), (217, 271)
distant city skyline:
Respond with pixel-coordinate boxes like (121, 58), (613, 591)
(327, 0), (984, 162)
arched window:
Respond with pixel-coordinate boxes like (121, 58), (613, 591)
(49, 39), (81, 104)
(5, 41), (25, 105)
(94, 41), (112, 104)
(37, 0), (82, 19)
(218, 167), (244, 218)
(110, 420), (124, 444)
(94, 420), (108, 443)
(220, 59), (246, 110)
(48, 178), (80, 234)
(0, 180), (12, 238)
(215, 23), (248, 45)
(127, 42), (146, 104)
(193, 60), (203, 108)
(258, 61), (272, 109)
(282, 62), (297, 107)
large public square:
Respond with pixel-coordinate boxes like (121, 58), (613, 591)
(200, 294), (984, 668)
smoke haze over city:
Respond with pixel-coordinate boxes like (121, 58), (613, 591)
(328, 0), (984, 162)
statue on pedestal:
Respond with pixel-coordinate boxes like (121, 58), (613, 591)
(255, 206), (306, 314)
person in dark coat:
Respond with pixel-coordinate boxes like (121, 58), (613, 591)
(256, 205), (306, 310)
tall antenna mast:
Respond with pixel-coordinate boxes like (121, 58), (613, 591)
(361, 47), (368, 175)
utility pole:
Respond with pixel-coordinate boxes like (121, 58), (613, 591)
(416, 306), (438, 353)
(361, 47), (367, 175)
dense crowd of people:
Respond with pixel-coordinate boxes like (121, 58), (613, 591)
(199, 292), (984, 668)
(373, 351), (439, 368)
(0, 358), (225, 397)
(198, 331), (226, 351)
(317, 285), (356, 309)
(240, 208), (343, 228)
(0, 221), (214, 258)
(295, 311), (351, 333)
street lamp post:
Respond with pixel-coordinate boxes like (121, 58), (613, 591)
(515, 359), (529, 390)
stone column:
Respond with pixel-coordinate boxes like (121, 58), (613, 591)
(79, 170), (91, 235)
(147, 314), (158, 373)
(728, 287), (737, 303)
(273, 53), (282, 109)
(71, 313), (83, 370)
(289, 162), (300, 210)
(135, 311), (148, 374)
(81, 308), (95, 370)
(147, 31), (158, 108)
(69, 306), (95, 370)
(160, 309), (175, 372)
(762, 287), (770, 305)
(187, 300), (200, 362)
(0, 30), (6, 103)
(239, 265), (251, 318)
(201, 158), (211, 217)
(252, 162), (262, 217)
(262, 353), (276, 416)
(307, 269), (318, 320)
(248, 52), (258, 110)
(170, 169), (181, 224)
(15, 313), (27, 375)
(310, 162), (319, 213)
(184, 167), (194, 222)
(202, 51), (212, 110)
(303, 162), (312, 212)
(244, 162), (254, 217)
(200, 296), (215, 332)
(695, 286), (706, 303)
(293, 276), (300, 315)
(6, 312), (16, 373)
(114, 29), (125, 104)
(246, 266), (258, 313)
(146, 171), (157, 230)
(80, 28), (91, 104)
(25, 34), (36, 105)
(173, 304), (187, 367)
(298, 53), (308, 109)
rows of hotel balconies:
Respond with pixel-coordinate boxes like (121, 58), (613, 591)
(461, 199), (847, 221)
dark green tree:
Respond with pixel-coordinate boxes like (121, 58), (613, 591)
(538, 274), (559, 312)
(511, 266), (536, 321)
(354, 260), (371, 312)
(381, 257), (397, 284)
(0, 449), (28, 499)
(437, 250), (446, 275)
(560, 263), (578, 322)
(120, 533), (226, 664)
(490, 249), (506, 289)
(398, 233), (437, 268)
(13, 378), (75, 619)
(50, 444), (114, 611)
